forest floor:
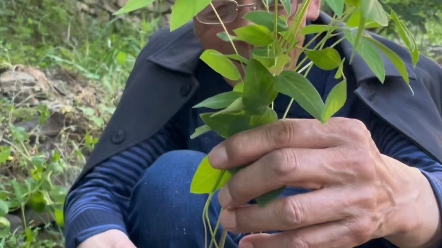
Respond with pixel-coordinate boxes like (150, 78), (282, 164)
(0, 1), (163, 247)
(0, 64), (107, 247)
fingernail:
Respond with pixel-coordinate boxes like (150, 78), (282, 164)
(209, 144), (227, 169)
(218, 187), (233, 207)
(219, 209), (236, 230)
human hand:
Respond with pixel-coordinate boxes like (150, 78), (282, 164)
(208, 118), (438, 248)
(78, 229), (136, 248)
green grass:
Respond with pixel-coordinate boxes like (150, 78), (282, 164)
(0, 0), (162, 247)
(0, 1), (440, 247)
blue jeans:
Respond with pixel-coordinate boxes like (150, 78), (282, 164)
(126, 150), (395, 248)
(127, 150), (243, 248)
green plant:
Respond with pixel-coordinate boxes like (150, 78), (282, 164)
(116, 0), (418, 247)
(0, 0), (163, 246)
(0, 103), (69, 247)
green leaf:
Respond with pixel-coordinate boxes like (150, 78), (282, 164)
(274, 71), (324, 120)
(234, 25), (274, 47)
(227, 107), (278, 136)
(281, 0), (292, 15)
(0, 148), (11, 164)
(243, 11), (288, 32)
(170, 0), (212, 31)
(350, 6), (366, 64)
(273, 54), (291, 71)
(300, 24), (335, 35)
(200, 112), (243, 138)
(201, 107), (278, 138)
(11, 180), (23, 203)
(321, 80), (347, 122)
(223, 54), (249, 65)
(29, 191), (48, 213)
(190, 125), (211, 139)
(256, 187), (285, 207)
(361, 0), (389, 26)
(0, 200), (9, 217)
(114, 0), (155, 15)
(193, 91), (241, 109)
(116, 52), (127, 65)
(334, 59), (346, 80)
(212, 97), (245, 116)
(390, 10), (419, 67)
(249, 107), (279, 128)
(217, 32), (239, 42)
(325, 0), (345, 18)
(304, 48), (342, 70)
(243, 59), (278, 112)
(200, 49), (241, 81)
(190, 156), (232, 194)
(233, 83), (244, 93)
(253, 46), (275, 58)
(365, 35), (410, 85)
(206, 48), (248, 65)
(0, 217), (10, 229)
(346, 9), (383, 29)
(344, 30), (386, 83)
(344, 0), (359, 6)
(254, 56), (275, 68)
(54, 208), (64, 227)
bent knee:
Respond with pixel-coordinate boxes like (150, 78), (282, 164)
(156, 150), (206, 168)
(148, 150), (206, 176)
(134, 150), (206, 195)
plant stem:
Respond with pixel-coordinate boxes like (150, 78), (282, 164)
(204, 192), (218, 248)
(203, 169), (228, 248)
(210, 3), (246, 79)
(219, 229), (228, 248)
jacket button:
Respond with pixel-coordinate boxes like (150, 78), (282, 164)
(180, 84), (191, 97)
(111, 129), (125, 144)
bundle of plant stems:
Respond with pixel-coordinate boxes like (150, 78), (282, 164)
(115, 0), (419, 246)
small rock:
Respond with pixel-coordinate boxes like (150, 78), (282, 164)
(14, 112), (65, 137)
(5, 214), (23, 234)
(117, 0), (128, 7)
(0, 71), (36, 87)
(24, 208), (54, 228)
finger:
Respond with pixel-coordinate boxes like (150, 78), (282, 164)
(208, 118), (358, 170)
(238, 220), (366, 248)
(219, 187), (354, 233)
(218, 148), (341, 207)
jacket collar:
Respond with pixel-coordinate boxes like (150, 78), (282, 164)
(146, 12), (417, 83)
(147, 22), (204, 75)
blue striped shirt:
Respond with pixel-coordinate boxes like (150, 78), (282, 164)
(63, 35), (442, 247)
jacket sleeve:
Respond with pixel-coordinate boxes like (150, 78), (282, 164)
(368, 114), (442, 229)
(63, 122), (179, 248)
